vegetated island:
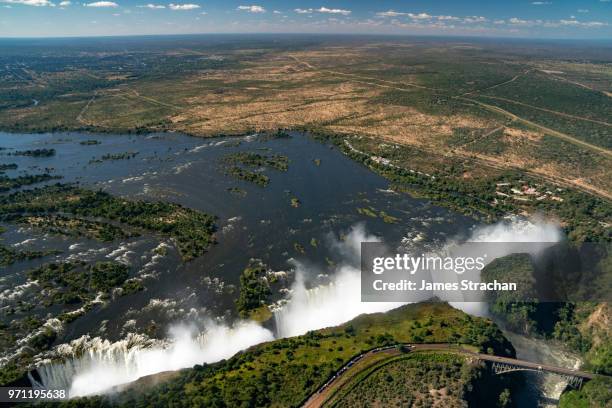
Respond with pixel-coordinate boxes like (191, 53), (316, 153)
(89, 151), (138, 164)
(0, 163), (18, 171)
(236, 259), (277, 322)
(224, 151), (289, 172)
(222, 151), (289, 187)
(10, 149), (55, 157)
(0, 183), (216, 261)
(0, 173), (61, 193)
(0, 243), (60, 267)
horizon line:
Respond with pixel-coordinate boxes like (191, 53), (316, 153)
(1, 32), (612, 42)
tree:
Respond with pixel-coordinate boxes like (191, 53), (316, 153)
(498, 389), (511, 407)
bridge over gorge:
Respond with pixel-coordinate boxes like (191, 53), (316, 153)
(413, 344), (596, 389)
(302, 343), (603, 408)
(481, 354), (594, 389)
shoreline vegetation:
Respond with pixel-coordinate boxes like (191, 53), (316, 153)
(304, 128), (610, 243)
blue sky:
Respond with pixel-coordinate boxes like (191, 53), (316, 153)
(0, 0), (611, 38)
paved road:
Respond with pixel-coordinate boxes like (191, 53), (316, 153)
(302, 343), (599, 408)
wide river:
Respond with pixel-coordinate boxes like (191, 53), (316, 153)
(0, 131), (575, 405)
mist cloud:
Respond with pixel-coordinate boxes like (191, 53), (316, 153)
(35, 321), (273, 397)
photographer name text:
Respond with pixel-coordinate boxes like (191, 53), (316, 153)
(372, 279), (516, 292)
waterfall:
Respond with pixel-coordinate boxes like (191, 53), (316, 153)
(30, 219), (562, 398)
(32, 322), (273, 397)
(31, 333), (162, 392)
(273, 264), (403, 338)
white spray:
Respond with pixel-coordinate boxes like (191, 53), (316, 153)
(274, 224), (404, 337)
(34, 321), (273, 397)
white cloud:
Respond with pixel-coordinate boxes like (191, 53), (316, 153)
(237, 4), (265, 13)
(316, 6), (350, 15)
(560, 19), (606, 27)
(372, 9), (607, 32)
(531, 1), (552, 5)
(376, 10), (405, 17)
(508, 17), (529, 25)
(507, 17), (545, 27)
(463, 15), (488, 23)
(437, 15), (460, 21)
(503, 17), (606, 28)
(583, 21), (606, 27)
(560, 19), (580, 25)
(168, 3), (199, 10)
(84, 1), (117, 7)
(295, 7), (351, 16)
(1, 0), (54, 6)
(577, 9), (589, 13)
(377, 10), (461, 22)
(138, 3), (165, 8)
(272, 10), (280, 14)
(59, 0), (70, 5)
(408, 12), (432, 20)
